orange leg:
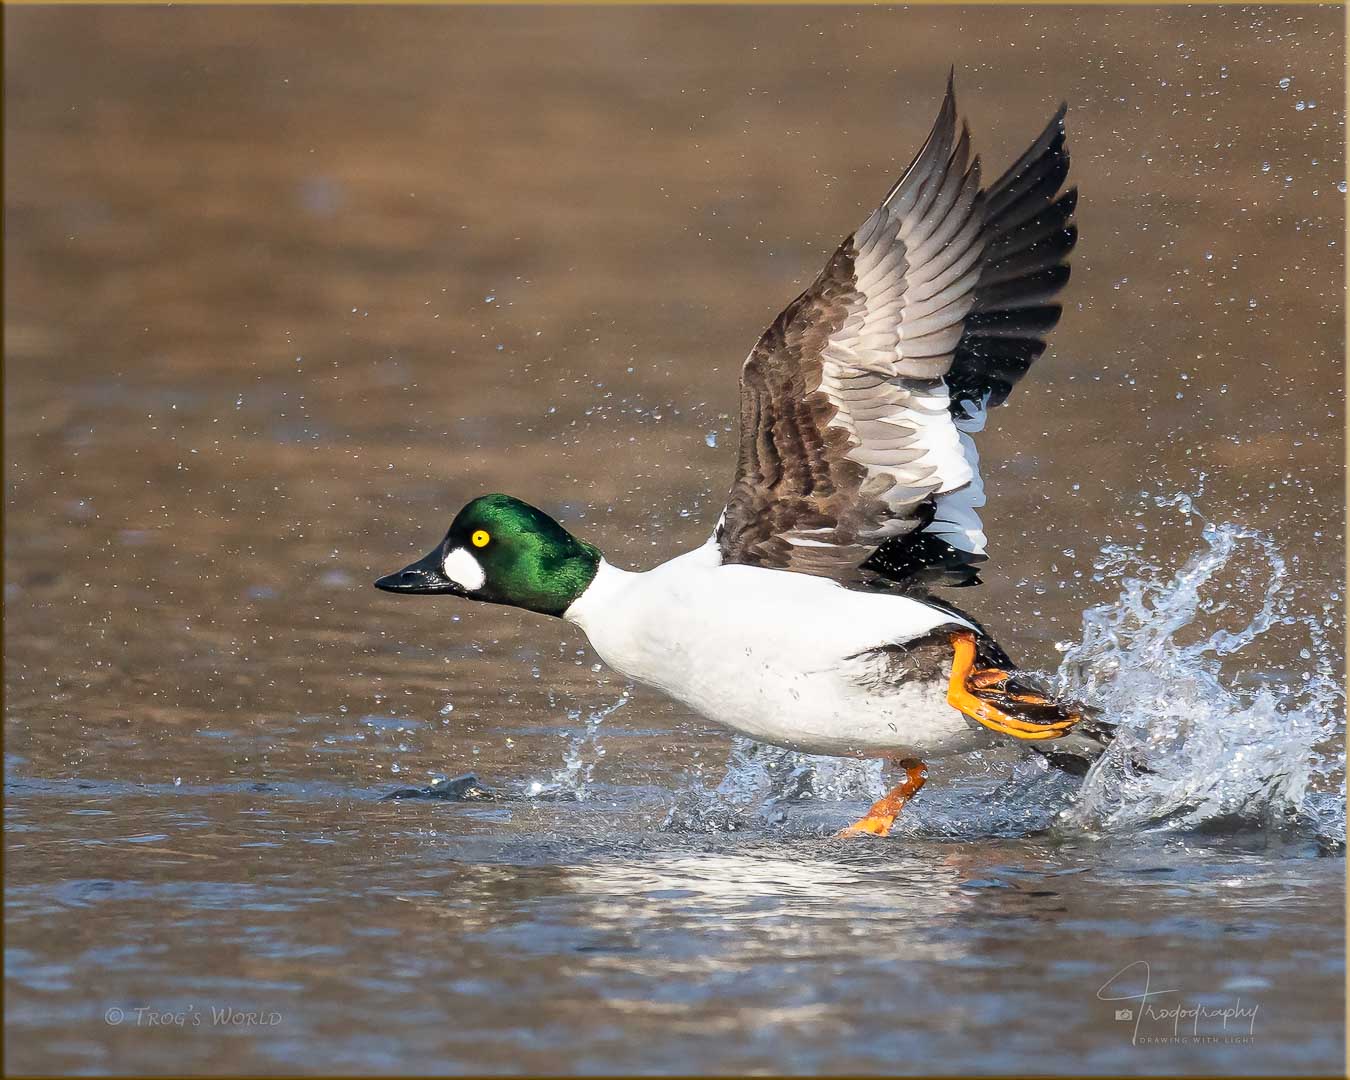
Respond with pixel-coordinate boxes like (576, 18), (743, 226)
(947, 632), (1079, 739)
(837, 758), (928, 838)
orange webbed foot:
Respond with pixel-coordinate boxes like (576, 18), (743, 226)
(837, 758), (928, 838)
(947, 631), (1082, 740)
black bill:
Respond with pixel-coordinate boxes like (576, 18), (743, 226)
(373, 548), (463, 595)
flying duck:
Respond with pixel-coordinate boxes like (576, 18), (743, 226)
(376, 76), (1109, 836)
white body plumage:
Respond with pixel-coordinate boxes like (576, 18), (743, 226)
(564, 541), (991, 758)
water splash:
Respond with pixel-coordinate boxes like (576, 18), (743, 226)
(663, 739), (884, 832)
(662, 740), (1086, 837)
(1055, 494), (1344, 845)
(526, 691), (630, 802)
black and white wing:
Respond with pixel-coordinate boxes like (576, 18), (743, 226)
(716, 76), (1077, 589)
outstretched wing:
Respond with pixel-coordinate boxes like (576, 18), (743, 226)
(717, 77), (1076, 589)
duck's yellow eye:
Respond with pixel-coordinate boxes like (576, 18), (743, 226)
(471, 529), (491, 548)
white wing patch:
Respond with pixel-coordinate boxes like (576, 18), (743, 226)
(927, 395), (989, 556)
(817, 367), (976, 543)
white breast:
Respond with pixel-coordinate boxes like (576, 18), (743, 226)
(564, 542), (986, 758)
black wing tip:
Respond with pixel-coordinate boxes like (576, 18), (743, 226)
(863, 531), (988, 590)
(940, 71), (959, 125)
(1044, 102), (1069, 143)
(883, 67), (964, 208)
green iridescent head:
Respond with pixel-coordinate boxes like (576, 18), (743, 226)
(374, 494), (601, 618)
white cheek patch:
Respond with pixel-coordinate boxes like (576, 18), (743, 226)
(442, 547), (486, 592)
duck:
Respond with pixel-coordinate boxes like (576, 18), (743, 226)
(375, 75), (1110, 837)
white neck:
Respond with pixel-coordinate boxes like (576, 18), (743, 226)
(563, 558), (636, 630)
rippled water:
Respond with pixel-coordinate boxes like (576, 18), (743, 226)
(5, 6), (1345, 1075)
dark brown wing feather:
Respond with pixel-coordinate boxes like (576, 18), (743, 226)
(718, 244), (894, 578)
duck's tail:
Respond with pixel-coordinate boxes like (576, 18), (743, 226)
(1020, 701), (1115, 777)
